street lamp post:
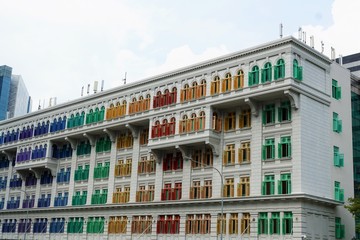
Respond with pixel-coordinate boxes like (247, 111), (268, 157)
(185, 156), (224, 240)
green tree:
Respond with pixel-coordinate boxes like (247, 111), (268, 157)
(345, 197), (360, 232)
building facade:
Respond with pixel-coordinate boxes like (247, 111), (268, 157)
(0, 36), (355, 239)
(0, 66), (31, 121)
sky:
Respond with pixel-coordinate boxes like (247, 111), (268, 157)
(0, 0), (359, 111)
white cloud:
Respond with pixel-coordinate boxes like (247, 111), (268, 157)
(145, 44), (230, 77)
(301, 0), (360, 56)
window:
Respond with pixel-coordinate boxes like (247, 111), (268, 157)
(222, 73), (232, 92)
(199, 79), (206, 98)
(131, 216), (152, 234)
(186, 214), (211, 235)
(234, 70), (244, 89)
(282, 212), (293, 234)
(224, 112), (235, 131)
(334, 181), (344, 202)
(262, 104), (275, 125)
(278, 101), (291, 122)
(203, 180), (212, 199)
(198, 111), (205, 130)
(262, 175), (275, 195)
(241, 213), (250, 234)
(223, 144), (235, 165)
(278, 136), (291, 158)
(161, 183), (182, 201)
(112, 187), (130, 203)
(278, 173), (291, 194)
(334, 146), (344, 167)
(238, 177), (250, 197)
(190, 181), (201, 199)
(249, 66), (259, 86)
(332, 79), (342, 100)
(181, 84), (190, 102)
(261, 62), (272, 83)
(140, 129), (149, 145)
(228, 213), (238, 234)
(163, 153), (183, 171)
(157, 215), (180, 234)
(333, 112), (342, 133)
(262, 138), (275, 160)
(217, 214), (226, 235)
(239, 109), (251, 128)
(274, 59), (285, 80)
(223, 178), (234, 197)
(212, 112), (222, 132)
(335, 217), (345, 239)
(258, 212), (268, 234)
(108, 216), (128, 234)
(191, 82), (198, 99)
(270, 212), (280, 234)
(293, 59), (303, 80)
(239, 142), (251, 163)
(114, 158), (132, 177)
(117, 132), (134, 149)
(211, 76), (220, 95)
(138, 155), (156, 174)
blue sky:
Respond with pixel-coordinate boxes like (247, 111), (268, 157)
(0, 0), (358, 111)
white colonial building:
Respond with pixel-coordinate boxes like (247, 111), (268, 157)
(0, 36), (355, 239)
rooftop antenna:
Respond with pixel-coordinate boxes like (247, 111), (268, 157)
(339, 54), (343, 65)
(93, 81), (98, 94)
(87, 84), (90, 95)
(331, 47), (335, 60)
(101, 80), (104, 91)
(123, 72), (127, 85)
(321, 41), (324, 53)
(310, 36), (314, 48)
(54, 97), (57, 105)
(279, 23), (283, 38)
(302, 31), (306, 44)
(298, 27), (302, 41)
(49, 98), (52, 107)
(38, 100), (41, 110)
(81, 86), (84, 96)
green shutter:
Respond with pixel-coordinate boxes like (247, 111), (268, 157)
(278, 143), (282, 158)
(271, 144), (275, 159)
(336, 86), (342, 99)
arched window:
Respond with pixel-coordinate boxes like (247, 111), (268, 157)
(249, 66), (259, 86)
(222, 73), (232, 92)
(152, 120), (161, 138)
(182, 84), (190, 102)
(171, 87), (177, 104)
(234, 70), (244, 89)
(161, 119), (168, 136)
(261, 62), (272, 83)
(199, 79), (207, 97)
(121, 100), (127, 116)
(169, 117), (176, 135)
(211, 76), (220, 95)
(86, 109), (94, 124)
(293, 59), (303, 80)
(100, 106), (105, 121)
(191, 82), (198, 99)
(180, 115), (188, 133)
(94, 108), (99, 122)
(139, 96), (144, 112)
(153, 91), (162, 108)
(190, 113), (197, 131)
(274, 59), (285, 80)
(163, 89), (170, 105)
(199, 111), (206, 130)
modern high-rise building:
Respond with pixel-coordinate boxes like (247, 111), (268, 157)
(0, 65), (12, 120)
(0, 66), (31, 121)
(0, 36), (355, 239)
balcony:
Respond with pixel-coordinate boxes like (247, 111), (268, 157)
(22, 198), (35, 208)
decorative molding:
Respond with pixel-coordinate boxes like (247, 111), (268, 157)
(149, 149), (164, 164)
(206, 140), (220, 157)
(284, 90), (300, 110)
(125, 124), (139, 139)
(175, 145), (192, 160)
(244, 98), (259, 117)
(65, 137), (77, 150)
(104, 129), (116, 142)
(83, 133), (96, 146)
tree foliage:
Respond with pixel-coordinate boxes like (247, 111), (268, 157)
(345, 197), (360, 232)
